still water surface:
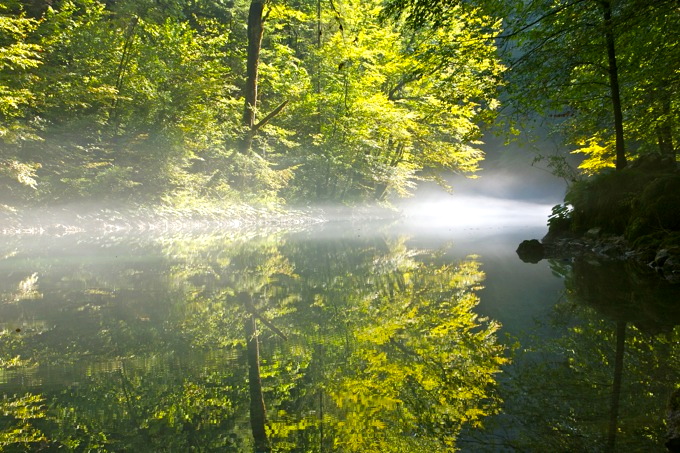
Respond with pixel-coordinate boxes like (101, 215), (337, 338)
(1, 212), (679, 452)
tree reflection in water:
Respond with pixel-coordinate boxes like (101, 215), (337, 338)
(486, 256), (680, 452)
(0, 231), (507, 451)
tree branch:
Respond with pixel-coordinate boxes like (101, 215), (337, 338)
(253, 99), (290, 133)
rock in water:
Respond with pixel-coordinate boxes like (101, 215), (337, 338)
(516, 239), (545, 264)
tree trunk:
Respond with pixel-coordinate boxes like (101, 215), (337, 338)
(374, 183), (388, 201)
(315, 0), (323, 133)
(657, 95), (675, 159)
(606, 320), (626, 452)
(110, 15), (139, 131)
(245, 316), (270, 452)
(241, 0), (266, 153)
(600, 0), (627, 170)
(667, 388), (680, 452)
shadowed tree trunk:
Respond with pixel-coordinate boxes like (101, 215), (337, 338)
(245, 315), (271, 452)
(606, 320), (626, 452)
(667, 388), (680, 452)
(111, 15), (139, 131)
(658, 95), (675, 159)
(14, 0), (53, 18)
(600, 0), (627, 170)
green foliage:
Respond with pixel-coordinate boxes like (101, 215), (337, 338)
(547, 202), (572, 234)
(0, 7), (44, 197)
(0, 0), (504, 208)
(572, 137), (617, 176)
(0, 160), (39, 188)
(383, 0), (679, 181)
(506, 0), (679, 170)
(227, 151), (297, 204)
(0, 0), (676, 208)
(275, 0), (501, 202)
(627, 174), (680, 239)
(0, 10), (41, 126)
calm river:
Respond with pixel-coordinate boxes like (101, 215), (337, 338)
(1, 206), (679, 452)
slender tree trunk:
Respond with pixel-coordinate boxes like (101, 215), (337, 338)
(374, 183), (388, 201)
(657, 95), (675, 158)
(606, 321), (626, 452)
(110, 15), (139, 130)
(315, 0), (323, 133)
(600, 0), (627, 170)
(241, 0), (266, 153)
(245, 316), (270, 452)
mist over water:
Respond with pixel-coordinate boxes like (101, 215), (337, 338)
(399, 193), (554, 229)
(395, 138), (566, 232)
(397, 170), (562, 232)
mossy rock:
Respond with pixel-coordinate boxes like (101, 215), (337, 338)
(516, 239), (545, 263)
(626, 174), (680, 240)
(631, 231), (665, 249)
(566, 165), (680, 239)
(567, 169), (649, 235)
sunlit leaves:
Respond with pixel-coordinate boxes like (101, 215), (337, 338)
(0, 394), (48, 449)
(0, 13), (41, 72)
(322, 255), (506, 451)
(0, 10), (41, 145)
(0, 0), (505, 206)
(278, 0), (502, 202)
(0, 160), (41, 188)
(35, 0), (117, 119)
(511, 0), (679, 170)
(572, 137), (616, 175)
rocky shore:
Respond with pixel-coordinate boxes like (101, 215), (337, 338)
(517, 229), (680, 284)
(516, 154), (680, 284)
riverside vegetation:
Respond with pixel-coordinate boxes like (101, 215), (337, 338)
(517, 153), (680, 284)
(1, 2), (679, 451)
(0, 0), (678, 231)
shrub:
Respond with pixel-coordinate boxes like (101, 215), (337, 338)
(547, 203), (573, 235)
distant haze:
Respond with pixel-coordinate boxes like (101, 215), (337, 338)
(399, 138), (566, 229)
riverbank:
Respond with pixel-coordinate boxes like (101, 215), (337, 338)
(517, 157), (680, 283)
(0, 201), (409, 236)
(518, 230), (680, 284)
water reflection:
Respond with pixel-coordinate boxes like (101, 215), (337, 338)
(0, 227), (506, 451)
(481, 255), (680, 452)
(568, 257), (680, 333)
(2, 226), (679, 451)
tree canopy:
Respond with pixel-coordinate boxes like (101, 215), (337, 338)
(0, 0), (506, 210)
(384, 0), (679, 175)
(0, 0), (676, 211)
